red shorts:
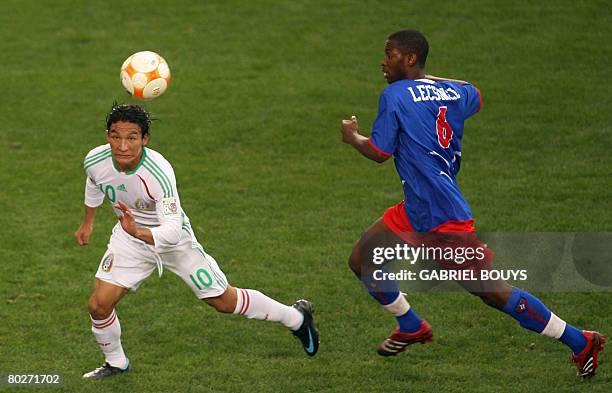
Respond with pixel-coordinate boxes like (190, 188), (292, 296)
(382, 201), (494, 270)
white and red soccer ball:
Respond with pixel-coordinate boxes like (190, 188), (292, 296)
(120, 51), (171, 99)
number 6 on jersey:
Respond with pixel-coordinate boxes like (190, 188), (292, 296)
(436, 106), (453, 148)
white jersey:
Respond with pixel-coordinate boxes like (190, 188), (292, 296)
(83, 144), (197, 251)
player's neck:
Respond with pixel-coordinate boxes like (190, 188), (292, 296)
(406, 69), (425, 80)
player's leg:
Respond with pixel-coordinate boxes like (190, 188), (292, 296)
(164, 245), (318, 356)
(430, 223), (605, 377)
(83, 240), (157, 379)
(349, 216), (432, 356)
(460, 267), (605, 377)
(202, 284), (299, 327)
(204, 285), (318, 356)
(88, 278), (129, 319)
(83, 278), (130, 378)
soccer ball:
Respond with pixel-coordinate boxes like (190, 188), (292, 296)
(120, 51), (171, 99)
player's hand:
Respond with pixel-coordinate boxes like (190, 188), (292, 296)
(74, 223), (93, 246)
(115, 201), (138, 237)
(341, 115), (359, 143)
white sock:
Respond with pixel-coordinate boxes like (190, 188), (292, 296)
(91, 309), (128, 369)
(233, 288), (304, 331)
(383, 293), (411, 316)
(541, 312), (567, 339)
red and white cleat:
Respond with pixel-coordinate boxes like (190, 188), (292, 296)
(377, 320), (433, 357)
(572, 331), (606, 378)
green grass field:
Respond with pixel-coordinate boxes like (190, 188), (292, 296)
(1, 1), (611, 392)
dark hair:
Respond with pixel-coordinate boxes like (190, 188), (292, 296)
(106, 102), (152, 135)
(388, 30), (429, 68)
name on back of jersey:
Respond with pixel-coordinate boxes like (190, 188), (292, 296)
(408, 85), (460, 103)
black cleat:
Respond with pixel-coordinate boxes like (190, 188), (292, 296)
(292, 299), (319, 357)
(82, 360), (130, 379)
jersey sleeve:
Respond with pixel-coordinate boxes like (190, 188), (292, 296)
(84, 176), (105, 207)
(83, 146), (109, 208)
(144, 158), (183, 249)
(369, 91), (399, 157)
(459, 83), (482, 119)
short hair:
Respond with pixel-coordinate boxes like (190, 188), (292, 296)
(106, 103), (152, 135)
(388, 30), (429, 68)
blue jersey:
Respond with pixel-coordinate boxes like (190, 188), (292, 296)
(369, 78), (482, 232)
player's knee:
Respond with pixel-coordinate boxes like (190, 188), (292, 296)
(87, 295), (114, 319)
(203, 294), (235, 314)
(463, 279), (512, 310)
(475, 292), (507, 310)
(205, 298), (234, 313)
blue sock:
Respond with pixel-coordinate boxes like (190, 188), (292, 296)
(396, 308), (423, 333)
(502, 287), (551, 333)
(362, 266), (422, 333)
(502, 287), (586, 353)
(560, 324), (587, 354)
(361, 266), (400, 305)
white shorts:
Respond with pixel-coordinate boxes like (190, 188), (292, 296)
(95, 225), (228, 299)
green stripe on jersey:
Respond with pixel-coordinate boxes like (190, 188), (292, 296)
(144, 157), (173, 197)
(84, 148), (111, 165)
(145, 157), (173, 195)
(143, 161), (169, 197)
(143, 161), (171, 197)
(84, 148), (111, 162)
(84, 151), (112, 170)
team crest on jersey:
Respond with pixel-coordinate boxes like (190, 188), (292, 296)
(162, 197), (179, 216)
(101, 254), (113, 272)
(134, 198), (154, 211)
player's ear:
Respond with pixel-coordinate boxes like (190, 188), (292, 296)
(404, 52), (418, 68)
(142, 133), (150, 146)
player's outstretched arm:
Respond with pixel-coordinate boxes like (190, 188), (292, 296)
(114, 201), (155, 245)
(341, 116), (389, 163)
(425, 74), (469, 85)
(75, 206), (97, 246)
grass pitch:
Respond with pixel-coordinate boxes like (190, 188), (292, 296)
(1, 1), (611, 392)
